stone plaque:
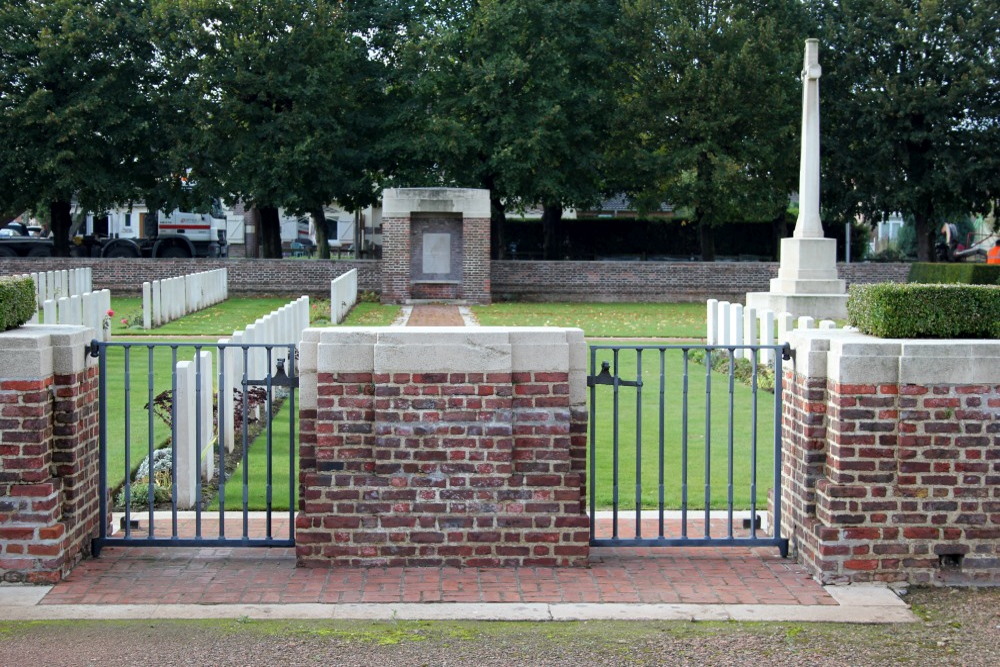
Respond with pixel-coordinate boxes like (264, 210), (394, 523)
(422, 232), (451, 274)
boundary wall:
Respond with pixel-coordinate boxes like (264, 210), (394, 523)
(0, 325), (99, 583)
(1, 258), (907, 301)
(782, 330), (1000, 585)
(296, 327), (589, 567)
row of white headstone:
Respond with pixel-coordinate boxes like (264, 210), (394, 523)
(7, 269), (93, 321)
(171, 296), (311, 508)
(706, 298), (838, 366)
(142, 268), (228, 329)
(330, 268), (358, 324)
(38, 289), (113, 341)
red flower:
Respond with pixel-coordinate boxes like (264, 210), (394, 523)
(106, 309), (115, 317)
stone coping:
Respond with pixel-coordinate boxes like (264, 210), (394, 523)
(0, 324), (95, 378)
(785, 328), (1000, 385)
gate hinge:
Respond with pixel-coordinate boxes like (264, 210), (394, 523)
(85, 338), (101, 358)
(587, 361), (642, 388)
(245, 358), (299, 388)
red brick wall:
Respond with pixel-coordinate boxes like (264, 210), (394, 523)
(461, 218), (491, 304)
(380, 216), (410, 303)
(1, 257), (906, 302)
(297, 370), (588, 567)
(492, 261), (910, 302)
(0, 358), (99, 583)
(783, 369), (1000, 585)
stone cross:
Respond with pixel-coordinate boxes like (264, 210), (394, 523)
(793, 39), (823, 239)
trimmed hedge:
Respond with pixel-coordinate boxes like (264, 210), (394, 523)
(848, 283), (1000, 339)
(907, 262), (1000, 285)
(0, 276), (36, 331)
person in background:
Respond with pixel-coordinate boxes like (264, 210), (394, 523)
(988, 239), (1000, 265)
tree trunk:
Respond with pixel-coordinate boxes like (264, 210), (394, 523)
(914, 210), (935, 262)
(541, 202), (563, 260)
(50, 200), (73, 258)
(696, 207), (716, 261)
(490, 194), (506, 260)
(259, 205), (283, 259)
(312, 208), (330, 259)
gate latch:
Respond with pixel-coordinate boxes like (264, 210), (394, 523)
(245, 358), (299, 388)
(587, 361), (642, 388)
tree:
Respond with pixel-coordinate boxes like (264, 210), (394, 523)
(817, 0), (1000, 261)
(0, 0), (165, 256)
(156, 0), (391, 258)
(617, 0), (811, 260)
(402, 0), (622, 259)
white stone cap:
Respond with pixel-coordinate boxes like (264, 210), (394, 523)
(785, 328), (1000, 385)
(0, 324), (95, 378)
(304, 326), (585, 376)
(382, 188), (491, 219)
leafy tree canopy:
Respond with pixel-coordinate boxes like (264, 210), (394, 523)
(618, 0), (812, 260)
(0, 0), (165, 255)
(817, 0), (1000, 261)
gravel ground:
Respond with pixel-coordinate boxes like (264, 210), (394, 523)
(1, 587), (997, 666)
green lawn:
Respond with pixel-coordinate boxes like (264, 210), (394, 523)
(211, 400), (297, 512)
(472, 302), (706, 338)
(588, 344), (778, 510)
(109, 297), (309, 337)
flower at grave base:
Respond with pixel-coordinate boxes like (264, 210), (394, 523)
(107, 309), (114, 317)
(121, 318), (128, 325)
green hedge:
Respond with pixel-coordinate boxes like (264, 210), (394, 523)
(907, 263), (1000, 285)
(847, 283), (1000, 339)
(0, 276), (36, 331)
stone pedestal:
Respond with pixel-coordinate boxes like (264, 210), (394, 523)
(746, 238), (848, 319)
(380, 188), (491, 304)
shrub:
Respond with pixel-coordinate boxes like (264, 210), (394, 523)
(0, 276), (36, 331)
(907, 263), (1000, 285)
(848, 283), (1000, 338)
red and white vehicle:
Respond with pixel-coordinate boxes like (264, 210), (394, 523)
(75, 202), (228, 259)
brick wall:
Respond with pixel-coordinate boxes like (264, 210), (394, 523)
(1, 257), (907, 302)
(781, 332), (1000, 585)
(0, 257), (379, 297)
(297, 327), (588, 567)
(491, 261), (910, 302)
(0, 326), (99, 583)
(380, 216), (410, 303)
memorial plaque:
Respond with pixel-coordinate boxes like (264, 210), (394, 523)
(422, 232), (451, 274)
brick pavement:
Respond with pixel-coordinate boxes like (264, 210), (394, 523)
(39, 516), (834, 607)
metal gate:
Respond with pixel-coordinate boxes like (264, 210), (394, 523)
(88, 339), (298, 554)
(588, 342), (790, 555)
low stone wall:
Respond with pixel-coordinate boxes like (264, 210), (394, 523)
(0, 325), (99, 583)
(782, 330), (1000, 585)
(296, 327), (589, 567)
(1, 257), (909, 302)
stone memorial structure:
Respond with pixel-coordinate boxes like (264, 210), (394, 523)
(747, 39), (848, 319)
(380, 188), (491, 304)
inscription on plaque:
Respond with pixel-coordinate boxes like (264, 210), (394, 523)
(422, 233), (451, 274)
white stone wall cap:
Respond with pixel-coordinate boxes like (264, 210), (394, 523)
(382, 187), (490, 219)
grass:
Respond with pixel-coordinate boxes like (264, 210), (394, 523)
(589, 343), (777, 510)
(109, 297), (308, 337)
(471, 302), (707, 338)
(211, 399), (297, 512)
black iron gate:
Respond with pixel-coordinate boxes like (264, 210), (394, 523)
(588, 342), (790, 555)
(88, 339), (297, 554)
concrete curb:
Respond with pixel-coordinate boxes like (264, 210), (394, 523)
(0, 585), (917, 623)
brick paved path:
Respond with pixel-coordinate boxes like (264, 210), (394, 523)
(40, 516), (833, 606)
